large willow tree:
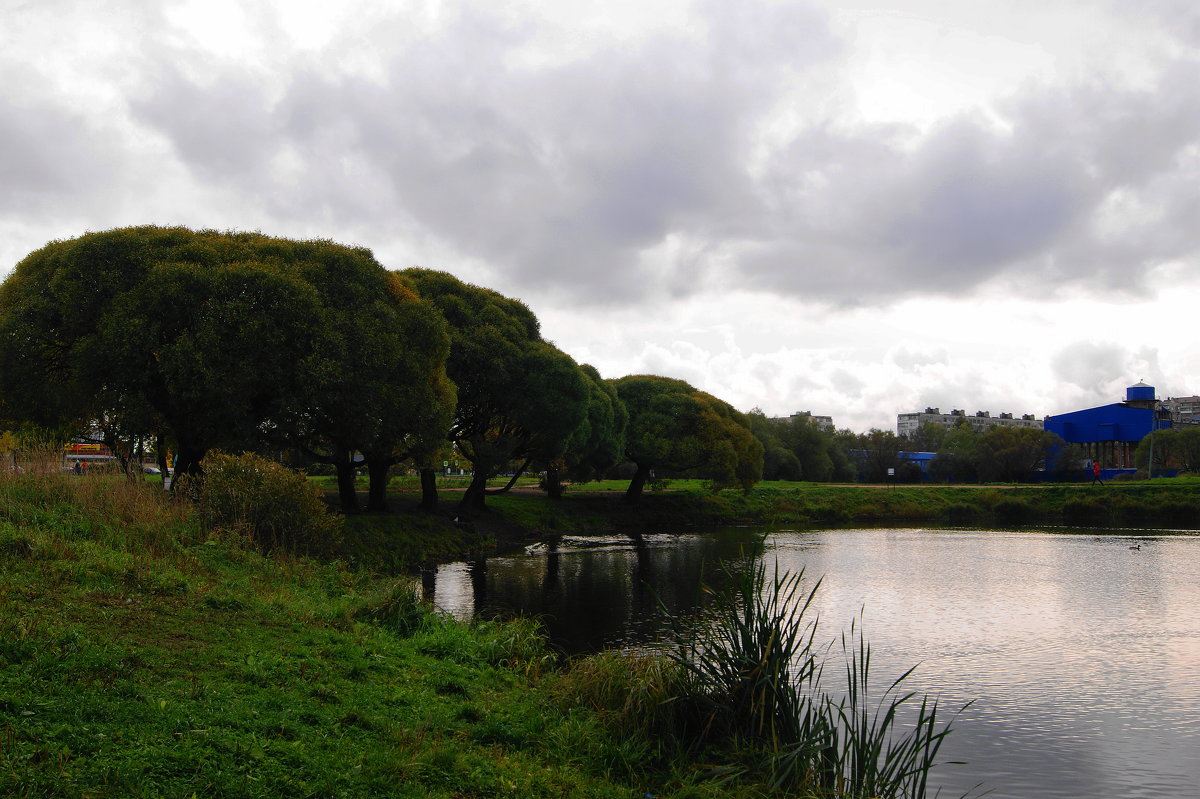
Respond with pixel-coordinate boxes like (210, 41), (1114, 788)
(613, 374), (763, 503)
(400, 268), (589, 512)
(0, 226), (454, 500)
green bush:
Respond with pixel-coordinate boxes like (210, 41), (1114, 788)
(198, 452), (342, 555)
(942, 502), (982, 524)
(1157, 501), (1200, 524)
(1061, 498), (1110, 525)
(993, 499), (1035, 523)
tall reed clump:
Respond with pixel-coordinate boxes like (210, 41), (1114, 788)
(824, 623), (956, 798)
(665, 563), (960, 798)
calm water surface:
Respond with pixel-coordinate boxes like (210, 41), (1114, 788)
(424, 527), (1200, 799)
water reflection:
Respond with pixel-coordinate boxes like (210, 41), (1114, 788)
(422, 527), (1200, 799)
(424, 528), (767, 651)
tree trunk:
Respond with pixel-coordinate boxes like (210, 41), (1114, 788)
(156, 433), (171, 480)
(460, 471), (489, 512)
(485, 459), (530, 495)
(131, 438), (145, 482)
(542, 462), (564, 500)
(334, 460), (360, 513)
(172, 444), (207, 489)
(366, 458), (392, 512)
(419, 467), (439, 512)
(624, 462), (651, 504)
(110, 440), (130, 479)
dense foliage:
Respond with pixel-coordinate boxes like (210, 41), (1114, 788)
(1135, 426), (1200, 475)
(195, 451), (343, 555)
(0, 229), (639, 513)
(0, 225), (1107, 507)
(613, 374), (764, 502)
(746, 410), (855, 483)
(399, 268), (592, 510)
(0, 227), (455, 503)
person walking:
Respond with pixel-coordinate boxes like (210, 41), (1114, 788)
(1090, 459), (1104, 486)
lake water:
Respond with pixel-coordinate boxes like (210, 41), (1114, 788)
(423, 527), (1200, 799)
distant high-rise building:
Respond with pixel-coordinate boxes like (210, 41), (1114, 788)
(1163, 395), (1200, 426)
(897, 408), (1041, 438)
(772, 411), (834, 431)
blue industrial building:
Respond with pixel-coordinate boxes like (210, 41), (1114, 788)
(1043, 382), (1170, 471)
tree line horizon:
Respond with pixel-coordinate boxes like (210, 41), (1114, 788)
(0, 226), (1082, 514)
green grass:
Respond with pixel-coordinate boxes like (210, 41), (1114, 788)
(3, 470), (964, 798)
(9, 466), (1182, 796)
(0, 474), (618, 798)
(305, 468), (1200, 536)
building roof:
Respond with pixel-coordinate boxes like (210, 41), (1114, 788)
(1044, 402), (1157, 443)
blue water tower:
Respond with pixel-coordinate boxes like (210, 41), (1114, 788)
(1126, 382), (1156, 409)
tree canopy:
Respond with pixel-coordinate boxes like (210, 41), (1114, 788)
(974, 426), (1063, 482)
(1135, 426), (1200, 475)
(926, 423), (1062, 483)
(2, 225), (891, 513)
(746, 410), (853, 483)
(0, 227), (328, 477)
(613, 375), (763, 502)
(280, 257), (455, 512)
(0, 227), (455, 498)
(400, 268), (589, 511)
(563, 364), (628, 481)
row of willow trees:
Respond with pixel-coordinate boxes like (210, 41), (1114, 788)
(0, 226), (766, 513)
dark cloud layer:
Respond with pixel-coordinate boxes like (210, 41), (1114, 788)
(4, 0), (1199, 312)
(0, 66), (125, 214)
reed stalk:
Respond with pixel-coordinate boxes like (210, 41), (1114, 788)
(665, 561), (964, 798)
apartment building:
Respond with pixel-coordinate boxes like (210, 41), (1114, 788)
(897, 408), (1041, 438)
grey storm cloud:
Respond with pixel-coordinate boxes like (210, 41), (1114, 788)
(131, 69), (279, 181)
(0, 66), (124, 214)
(121, 2), (838, 300)
(7, 0), (1200, 310)
(1050, 342), (1165, 396)
(742, 61), (1200, 303)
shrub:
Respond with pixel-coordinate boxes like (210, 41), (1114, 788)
(993, 499), (1035, 524)
(197, 452), (342, 555)
(1157, 501), (1200, 524)
(942, 502), (982, 524)
(1062, 498), (1110, 525)
(476, 617), (556, 677)
(897, 461), (924, 483)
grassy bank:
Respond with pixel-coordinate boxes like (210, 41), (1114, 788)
(1, 471), (960, 798)
(345, 476), (1200, 555)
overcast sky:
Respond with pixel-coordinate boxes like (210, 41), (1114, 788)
(4, 0), (1199, 431)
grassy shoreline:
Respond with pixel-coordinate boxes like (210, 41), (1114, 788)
(0, 477), (630, 797)
(340, 476), (1200, 569)
(4, 471), (1195, 797)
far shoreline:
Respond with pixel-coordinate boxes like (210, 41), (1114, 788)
(335, 476), (1200, 571)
